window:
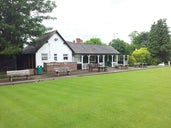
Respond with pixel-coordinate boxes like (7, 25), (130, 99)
(63, 54), (68, 60)
(90, 56), (96, 62)
(41, 53), (48, 60)
(54, 54), (57, 61)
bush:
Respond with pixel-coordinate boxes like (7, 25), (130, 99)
(128, 55), (136, 66)
(149, 57), (161, 65)
(132, 48), (151, 64)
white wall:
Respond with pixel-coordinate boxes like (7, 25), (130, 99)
(73, 55), (81, 63)
(36, 34), (72, 67)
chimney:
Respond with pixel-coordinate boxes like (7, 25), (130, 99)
(74, 38), (83, 44)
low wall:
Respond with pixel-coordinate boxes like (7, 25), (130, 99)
(28, 69), (35, 75)
(44, 62), (77, 72)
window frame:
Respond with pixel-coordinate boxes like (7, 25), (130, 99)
(63, 54), (68, 60)
(54, 54), (57, 61)
(41, 53), (48, 61)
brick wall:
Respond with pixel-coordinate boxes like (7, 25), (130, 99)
(44, 62), (77, 72)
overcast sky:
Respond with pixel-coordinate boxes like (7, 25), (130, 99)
(43, 0), (171, 44)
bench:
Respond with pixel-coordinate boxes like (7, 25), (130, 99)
(114, 64), (122, 69)
(121, 64), (128, 69)
(6, 69), (30, 82)
(54, 67), (71, 76)
(113, 64), (128, 69)
(88, 63), (99, 72)
(134, 63), (147, 68)
(98, 66), (108, 72)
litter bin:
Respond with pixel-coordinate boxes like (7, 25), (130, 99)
(36, 65), (43, 75)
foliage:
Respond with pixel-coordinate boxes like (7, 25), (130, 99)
(0, 0), (56, 54)
(129, 31), (139, 43)
(109, 38), (129, 54)
(132, 48), (151, 64)
(147, 19), (171, 62)
(84, 38), (104, 45)
(128, 19), (171, 64)
(149, 57), (161, 65)
(0, 68), (171, 128)
(125, 43), (137, 55)
(128, 55), (136, 66)
(129, 31), (149, 49)
(109, 32), (149, 56)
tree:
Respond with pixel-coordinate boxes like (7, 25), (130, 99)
(128, 55), (136, 66)
(129, 31), (149, 49)
(132, 48), (151, 64)
(84, 38), (104, 45)
(109, 38), (129, 54)
(148, 19), (171, 62)
(129, 31), (139, 43)
(0, 0), (56, 54)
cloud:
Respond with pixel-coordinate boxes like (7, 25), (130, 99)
(43, 0), (171, 44)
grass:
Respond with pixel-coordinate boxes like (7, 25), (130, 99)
(0, 67), (171, 128)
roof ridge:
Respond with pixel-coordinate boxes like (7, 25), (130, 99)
(66, 41), (120, 55)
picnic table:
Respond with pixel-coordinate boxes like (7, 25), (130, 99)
(98, 66), (108, 72)
(88, 63), (99, 72)
(134, 63), (147, 68)
(114, 64), (128, 69)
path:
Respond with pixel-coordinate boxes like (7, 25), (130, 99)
(0, 66), (158, 86)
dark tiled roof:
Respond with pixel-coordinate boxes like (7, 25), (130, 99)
(23, 30), (65, 54)
(66, 41), (120, 55)
(23, 30), (120, 55)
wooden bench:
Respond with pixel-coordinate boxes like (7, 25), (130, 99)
(121, 64), (128, 69)
(6, 69), (30, 82)
(88, 63), (99, 72)
(134, 63), (147, 68)
(134, 63), (141, 68)
(114, 64), (122, 69)
(98, 66), (108, 72)
(54, 67), (71, 76)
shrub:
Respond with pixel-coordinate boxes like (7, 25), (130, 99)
(132, 48), (151, 64)
(128, 55), (136, 66)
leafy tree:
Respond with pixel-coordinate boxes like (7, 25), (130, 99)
(109, 38), (129, 54)
(0, 0), (56, 54)
(148, 19), (171, 62)
(128, 55), (136, 66)
(129, 31), (139, 43)
(134, 32), (149, 48)
(132, 48), (151, 64)
(84, 38), (104, 45)
(129, 31), (149, 49)
(126, 43), (137, 55)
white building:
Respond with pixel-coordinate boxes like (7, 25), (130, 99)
(23, 30), (126, 70)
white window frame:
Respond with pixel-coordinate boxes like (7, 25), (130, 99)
(63, 54), (68, 60)
(54, 54), (57, 61)
(41, 53), (48, 60)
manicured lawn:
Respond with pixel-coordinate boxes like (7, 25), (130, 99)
(0, 67), (171, 128)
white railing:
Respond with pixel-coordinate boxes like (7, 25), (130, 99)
(82, 63), (89, 69)
(112, 62), (118, 67)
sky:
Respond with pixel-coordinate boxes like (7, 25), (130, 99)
(43, 0), (171, 44)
